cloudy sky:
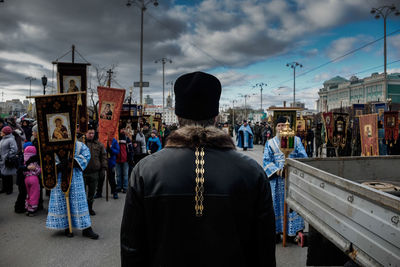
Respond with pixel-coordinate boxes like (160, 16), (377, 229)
(0, 0), (399, 110)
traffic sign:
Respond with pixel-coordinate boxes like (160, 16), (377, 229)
(134, 82), (149, 87)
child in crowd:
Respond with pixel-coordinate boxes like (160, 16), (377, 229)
(23, 145), (41, 216)
(146, 130), (162, 154)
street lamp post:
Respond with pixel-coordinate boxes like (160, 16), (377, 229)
(286, 62), (303, 107)
(25, 76), (36, 98)
(371, 4), (400, 101)
(155, 57), (172, 110)
(126, 0), (159, 105)
(254, 82), (267, 111)
(232, 100), (237, 125)
(41, 75), (47, 95)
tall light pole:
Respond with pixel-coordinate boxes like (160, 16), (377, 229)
(25, 76), (36, 98)
(155, 57), (172, 110)
(126, 0), (159, 105)
(286, 62), (303, 107)
(239, 94), (250, 120)
(371, 4), (399, 102)
(254, 82), (267, 111)
(232, 99), (237, 125)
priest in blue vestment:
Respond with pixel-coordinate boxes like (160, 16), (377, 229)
(263, 116), (307, 243)
(237, 120), (253, 151)
(46, 140), (99, 239)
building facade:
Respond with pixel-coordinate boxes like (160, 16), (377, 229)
(0, 99), (28, 117)
(144, 95), (154, 105)
(318, 72), (400, 112)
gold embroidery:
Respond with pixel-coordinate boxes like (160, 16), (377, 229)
(195, 147), (205, 217)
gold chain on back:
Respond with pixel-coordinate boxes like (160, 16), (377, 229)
(194, 147), (205, 217)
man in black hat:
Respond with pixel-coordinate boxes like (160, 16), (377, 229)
(121, 71), (276, 266)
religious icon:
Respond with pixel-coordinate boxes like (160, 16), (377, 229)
(99, 101), (115, 120)
(46, 113), (72, 142)
(355, 110), (363, 116)
(63, 76), (81, 92)
(364, 125), (372, 138)
(325, 116), (331, 126)
(386, 116), (395, 127)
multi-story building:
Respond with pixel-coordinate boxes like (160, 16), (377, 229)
(144, 95), (154, 105)
(0, 99), (28, 116)
(144, 105), (178, 125)
(318, 72), (400, 112)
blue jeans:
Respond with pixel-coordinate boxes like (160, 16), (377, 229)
(115, 162), (129, 190)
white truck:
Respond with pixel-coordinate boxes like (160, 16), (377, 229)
(286, 156), (400, 267)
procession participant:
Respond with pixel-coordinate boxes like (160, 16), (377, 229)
(23, 145), (41, 216)
(0, 126), (18, 194)
(31, 124), (45, 206)
(237, 120), (253, 151)
(81, 124), (107, 216)
(116, 126), (133, 193)
(263, 116), (307, 243)
(14, 141), (33, 213)
(146, 130), (162, 154)
(95, 136), (119, 200)
(46, 140), (99, 239)
(254, 122), (262, 145)
(160, 123), (170, 148)
(133, 128), (147, 163)
(121, 71), (276, 266)
(21, 120), (32, 143)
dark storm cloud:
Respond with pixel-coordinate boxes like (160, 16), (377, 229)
(0, 0), (391, 104)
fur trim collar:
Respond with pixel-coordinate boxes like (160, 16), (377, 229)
(165, 126), (235, 149)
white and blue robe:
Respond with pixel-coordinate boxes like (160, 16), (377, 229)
(237, 124), (253, 149)
(263, 136), (307, 236)
(46, 141), (92, 230)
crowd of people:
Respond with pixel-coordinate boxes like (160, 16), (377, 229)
(0, 116), (171, 239)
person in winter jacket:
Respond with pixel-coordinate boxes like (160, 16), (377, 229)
(121, 71), (276, 267)
(146, 130), (162, 154)
(81, 125), (107, 215)
(96, 136), (120, 200)
(23, 145), (41, 216)
(0, 126), (18, 194)
(116, 127), (133, 193)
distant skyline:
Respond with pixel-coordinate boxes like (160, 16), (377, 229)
(0, 0), (399, 110)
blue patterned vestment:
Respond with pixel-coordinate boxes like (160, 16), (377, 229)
(263, 136), (307, 236)
(237, 124), (253, 149)
(46, 141), (92, 230)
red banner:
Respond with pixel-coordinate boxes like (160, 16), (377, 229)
(359, 114), (379, 156)
(384, 111), (399, 145)
(98, 87), (126, 148)
(322, 112), (334, 143)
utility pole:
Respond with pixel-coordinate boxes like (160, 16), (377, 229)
(155, 58), (172, 110)
(72, 44), (75, 64)
(254, 83), (267, 111)
(126, 0), (159, 105)
(232, 100), (237, 125)
(107, 69), (113, 88)
(25, 76), (36, 98)
(371, 4), (399, 102)
(286, 62), (303, 107)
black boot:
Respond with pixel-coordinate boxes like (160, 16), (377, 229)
(88, 203), (96, 216)
(82, 227), (99, 239)
(64, 229), (74, 238)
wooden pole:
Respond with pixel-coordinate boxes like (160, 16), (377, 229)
(65, 192), (73, 234)
(106, 136), (110, 202)
(283, 167), (288, 247)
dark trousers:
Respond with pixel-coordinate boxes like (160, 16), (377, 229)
(1, 174), (13, 193)
(84, 172), (99, 205)
(97, 167), (116, 195)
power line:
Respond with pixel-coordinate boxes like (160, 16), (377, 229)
(268, 28), (400, 89)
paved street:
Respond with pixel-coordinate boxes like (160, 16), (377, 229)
(0, 144), (308, 267)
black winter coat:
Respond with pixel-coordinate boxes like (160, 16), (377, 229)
(121, 126), (276, 267)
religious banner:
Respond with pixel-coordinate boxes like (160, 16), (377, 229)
(296, 115), (306, 147)
(97, 86), (126, 148)
(384, 111), (399, 147)
(34, 93), (79, 192)
(372, 103), (387, 128)
(322, 112), (334, 143)
(359, 114), (379, 156)
(332, 113), (349, 149)
(351, 104), (365, 156)
(57, 63), (89, 133)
